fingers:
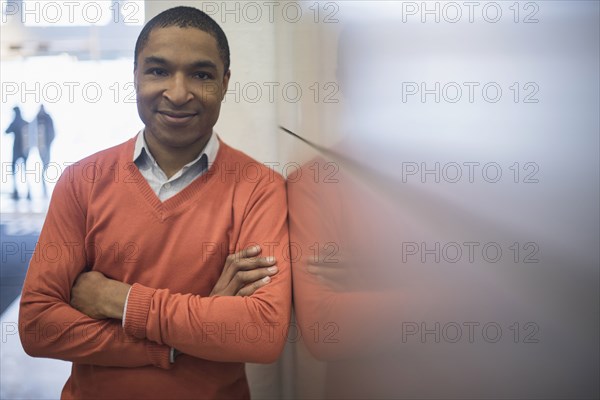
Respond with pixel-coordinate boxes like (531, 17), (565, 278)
(236, 271), (276, 297)
(226, 245), (277, 272)
(307, 263), (343, 279)
(233, 255), (277, 271)
(211, 244), (279, 297)
(231, 245), (261, 261)
(232, 265), (278, 289)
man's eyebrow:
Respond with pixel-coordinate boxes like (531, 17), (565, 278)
(142, 57), (218, 70)
(190, 60), (218, 70)
(143, 56), (168, 66)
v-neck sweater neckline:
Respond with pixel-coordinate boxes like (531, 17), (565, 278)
(119, 136), (225, 220)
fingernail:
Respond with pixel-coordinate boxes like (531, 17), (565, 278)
(267, 266), (278, 273)
(262, 276), (271, 283)
(253, 245), (261, 252)
(267, 256), (275, 263)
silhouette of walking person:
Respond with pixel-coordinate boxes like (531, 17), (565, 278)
(4, 106), (31, 200)
(35, 105), (56, 197)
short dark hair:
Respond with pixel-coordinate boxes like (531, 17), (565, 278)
(134, 6), (230, 74)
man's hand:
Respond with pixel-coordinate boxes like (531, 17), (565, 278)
(210, 245), (278, 297)
(70, 271), (131, 320)
(306, 249), (361, 292)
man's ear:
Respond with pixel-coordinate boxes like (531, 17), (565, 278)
(221, 69), (231, 99)
(133, 67), (139, 91)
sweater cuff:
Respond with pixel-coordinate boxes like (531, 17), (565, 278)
(123, 283), (155, 339)
(145, 341), (172, 370)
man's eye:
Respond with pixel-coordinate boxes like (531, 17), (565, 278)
(146, 68), (167, 77)
(194, 72), (212, 80)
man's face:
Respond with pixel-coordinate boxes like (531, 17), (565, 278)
(134, 26), (230, 149)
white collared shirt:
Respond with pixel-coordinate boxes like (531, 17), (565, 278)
(132, 129), (219, 201)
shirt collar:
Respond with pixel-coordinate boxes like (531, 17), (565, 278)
(133, 129), (219, 169)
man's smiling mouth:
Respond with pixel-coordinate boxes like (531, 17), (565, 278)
(159, 110), (197, 118)
(158, 111), (198, 124)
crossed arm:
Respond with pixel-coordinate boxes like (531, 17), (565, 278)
(69, 245), (279, 348)
(19, 168), (291, 369)
(70, 245), (277, 320)
(21, 248), (281, 369)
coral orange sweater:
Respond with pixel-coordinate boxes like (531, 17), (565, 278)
(19, 136), (291, 399)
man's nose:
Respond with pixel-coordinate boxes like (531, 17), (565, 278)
(163, 75), (193, 106)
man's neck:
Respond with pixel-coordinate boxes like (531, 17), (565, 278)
(143, 131), (211, 179)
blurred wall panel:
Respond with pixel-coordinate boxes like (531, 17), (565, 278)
(284, 1), (599, 399)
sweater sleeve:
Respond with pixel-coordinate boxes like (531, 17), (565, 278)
(123, 175), (292, 364)
(18, 166), (171, 369)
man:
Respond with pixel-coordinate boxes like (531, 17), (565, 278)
(34, 104), (56, 197)
(5, 106), (31, 200)
(19, 6), (291, 399)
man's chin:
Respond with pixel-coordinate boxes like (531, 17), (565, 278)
(151, 130), (211, 149)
